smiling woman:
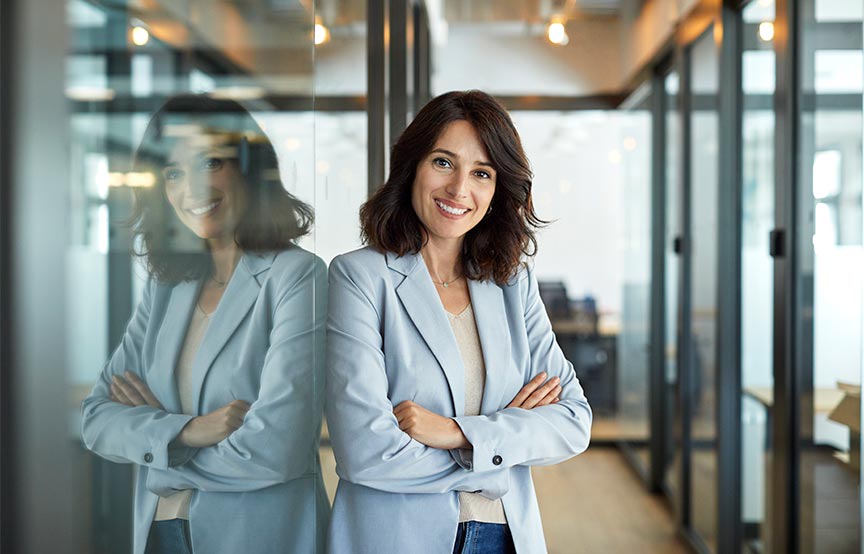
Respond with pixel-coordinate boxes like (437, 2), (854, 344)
(129, 95), (314, 285)
(80, 94), (329, 554)
(327, 91), (593, 554)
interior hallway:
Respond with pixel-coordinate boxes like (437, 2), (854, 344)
(320, 443), (687, 553)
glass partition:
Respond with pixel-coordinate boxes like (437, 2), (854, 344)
(688, 25), (720, 552)
(797, 0), (863, 551)
(740, 1), (776, 551)
(63, 1), (337, 551)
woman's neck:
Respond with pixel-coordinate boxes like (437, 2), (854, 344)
(208, 239), (242, 283)
(421, 236), (464, 283)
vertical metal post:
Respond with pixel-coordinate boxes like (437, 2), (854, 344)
(389, 0), (410, 145)
(413, 2), (431, 113)
(772, 0), (800, 551)
(8, 0), (79, 550)
(0, 0), (14, 547)
(367, 0), (388, 195)
(649, 68), (668, 494)
(678, 42), (693, 533)
(716, 2), (744, 551)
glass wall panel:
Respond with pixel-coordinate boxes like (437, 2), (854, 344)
(741, 1), (776, 551)
(797, 1), (863, 551)
(511, 110), (651, 448)
(62, 1), (334, 551)
(689, 26), (720, 552)
(663, 68), (682, 510)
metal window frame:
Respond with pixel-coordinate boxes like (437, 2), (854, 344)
(771, 0), (800, 551)
(716, 2), (744, 552)
(0, 0), (13, 547)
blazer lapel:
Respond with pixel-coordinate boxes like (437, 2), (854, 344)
(190, 252), (273, 414)
(150, 279), (201, 414)
(389, 252), (465, 417)
(468, 278), (512, 414)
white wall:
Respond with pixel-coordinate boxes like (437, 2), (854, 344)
(432, 21), (622, 96)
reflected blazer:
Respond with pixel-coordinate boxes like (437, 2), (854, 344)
(81, 248), (329, 554)
(325, 247), (592, 554)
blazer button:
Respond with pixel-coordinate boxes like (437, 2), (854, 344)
(492, 455), (503, 466)
(144, 453), (154, 464)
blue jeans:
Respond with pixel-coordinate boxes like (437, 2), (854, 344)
(145, 519), (193, 554)
(452, 521), (517, 554)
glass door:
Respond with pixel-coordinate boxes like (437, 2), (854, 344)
(687, 24), (721, 553)
(740, 0), (776, 551)
(795, 0), (863, 551)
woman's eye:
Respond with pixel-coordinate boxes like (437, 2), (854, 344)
(433, 157), (452, 169)
(474, 170), (491, 179)
(164, 168), (184, 182)
(201, 157), (224, 171)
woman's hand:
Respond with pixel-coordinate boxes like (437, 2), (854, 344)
(394, 401), (470, 450)
(506, 372), (562, 410)
(176, 400), (252, 448)
(110, 371), (165, 410)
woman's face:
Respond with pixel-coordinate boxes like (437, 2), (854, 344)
(163, 135), (249, 245)
(411, 120), (497, 245)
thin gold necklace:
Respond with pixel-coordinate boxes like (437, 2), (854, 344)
(432, 273), (463, 289)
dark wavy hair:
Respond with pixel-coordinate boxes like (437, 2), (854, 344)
(129, 94), (313, 283)
(360, 90), (544, 284)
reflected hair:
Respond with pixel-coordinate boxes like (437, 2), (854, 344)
(360, 90), (545, 285)
(130, 94), (313, 283)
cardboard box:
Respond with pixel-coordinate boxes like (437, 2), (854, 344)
(828, 382), (861, 471)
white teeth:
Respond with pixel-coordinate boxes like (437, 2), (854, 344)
(188, 200), (220, 216)
(435, 200), (468, 216)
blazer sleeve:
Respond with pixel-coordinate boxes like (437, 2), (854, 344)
(451, 264), (592, 473)
(325, 254), (510, 498)
(81, 278), (197, 470)
(145, 257), (328, 495)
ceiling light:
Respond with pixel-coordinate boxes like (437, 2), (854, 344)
(65, 86), (116, 102)
(758, 21), (774, 42)
(131, 26), (150, 46)
(209, 87), (266, 100)
(547, 19), (569, 46)
(315, 19), (330, 46)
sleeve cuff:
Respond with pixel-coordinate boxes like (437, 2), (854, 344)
(143, 413), (196, 470)
(448, 447), (474, 470)
(452, 416), (505, 473)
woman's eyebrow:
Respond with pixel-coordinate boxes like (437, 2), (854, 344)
(430, 148), (494, 168)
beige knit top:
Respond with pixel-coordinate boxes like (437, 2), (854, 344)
(448, 304), (507, 524)
(154, 304), (211, 521)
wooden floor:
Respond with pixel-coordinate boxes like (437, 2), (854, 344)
(533, 447), (688, 554)
(320, 445), (687, 553)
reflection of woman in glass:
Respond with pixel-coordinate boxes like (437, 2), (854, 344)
(326, 91), (592, 554)
(81, 95), (328, 554)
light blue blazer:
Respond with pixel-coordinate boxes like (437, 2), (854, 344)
(325, 247), (592, 554)
(81, 248), (329, 554)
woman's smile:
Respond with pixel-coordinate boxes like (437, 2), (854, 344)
(434, 198), (471, 218)
(184, 198), (223, 217)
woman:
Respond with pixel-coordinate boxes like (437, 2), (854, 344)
(326, 90), (592, 554)
(81, 95), (328, 554)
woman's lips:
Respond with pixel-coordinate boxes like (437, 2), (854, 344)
(185, 198), (222, 216)
(435, 199), (470, 218)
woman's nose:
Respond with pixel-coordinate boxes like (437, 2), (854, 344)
(186, 169), (211, 196)
(445, 171), (469, 198)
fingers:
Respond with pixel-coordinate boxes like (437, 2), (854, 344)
(124, 371), (164, 409)
(222, 400), (251, 430)
(506, 372), (547, 408)
(110, 381), (133, 406)
(522, 376), (561, 410)
(534, 385), (563, 408)
(111, 375), (146, 406)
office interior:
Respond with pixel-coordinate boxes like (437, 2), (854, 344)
(0, 0), (862, 553)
